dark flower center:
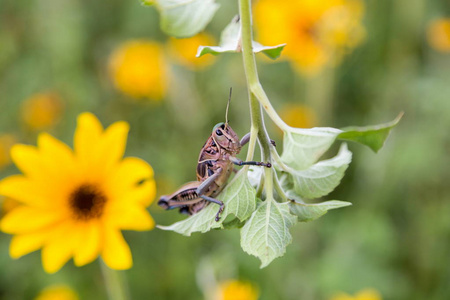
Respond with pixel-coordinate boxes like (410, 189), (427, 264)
(70, 184), (107, 220)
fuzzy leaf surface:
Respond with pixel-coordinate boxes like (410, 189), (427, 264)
(289, 143), (352, 198)
(338, 113), (403, 153)
(240, 200), (297, 268)
(281, 127), (343, 171)
(217, 169), (257, 221)
(153, 0), (219, 38)
(289, 199), (352, 222)
(247, 165), (263, 189)
(157, 170), (256, 236)
(196, 16), (285, 59)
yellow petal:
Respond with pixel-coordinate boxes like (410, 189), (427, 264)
(101, 228), (132, 270)
(41, 221), (80, 273)
(74, 112), (103, 165)
(0, 175), (52, 207)
(33, 134), (79, 200)
(105, 205), (155, 231)
(1, 205), (66, 234)
(73, 220), (101, 267)
(10, 136), (77, 198)
(37, 133), (76, 176)
(109, 157), (154, 189)
(10, 144), (42, 178)
(115, 179), (156, 207)
(35, 285), (79, 300)
(10, 232), (47, 258)
(94, 121), (129, 171)
(138, 179), (157, 206)
(107, 157), (156, 205)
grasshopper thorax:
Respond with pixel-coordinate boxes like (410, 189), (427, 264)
(212, 122), (240, 154)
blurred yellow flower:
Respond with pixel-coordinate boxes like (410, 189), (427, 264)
(0, 134), (16, 170)
(168, 33), (217, 70)
(0, 112), (156, 273)
(279, 103), (318, 129)
(109, 40), (168, 100)
(427, 18), (450, 53)
(216, 280), (259, 300)
(330, 288), (382, 300)
(1, 197), (20, 216)
(35, 285), (79, 300)
(254, 0), (365, 75)
(21, 92), (63, 131)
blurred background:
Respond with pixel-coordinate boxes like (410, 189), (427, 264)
(1, 0), (450, 299)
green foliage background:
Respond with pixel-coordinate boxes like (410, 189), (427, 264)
(1, 0), (450, 299)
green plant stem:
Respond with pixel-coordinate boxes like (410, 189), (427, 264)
(244, 116), (258, 162)
(239, 0), (275, 200)
(238, 0), (289, 132)
(273, 171), (289, 203)
(100, 261), (130, 300)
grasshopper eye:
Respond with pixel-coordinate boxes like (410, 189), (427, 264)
(215, 129), (223, 136)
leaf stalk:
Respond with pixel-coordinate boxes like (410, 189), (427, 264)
(239, 0), (276, 201)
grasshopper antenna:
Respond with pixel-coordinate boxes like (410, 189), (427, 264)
(225, 87), (232, 128)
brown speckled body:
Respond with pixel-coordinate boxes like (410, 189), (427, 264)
(159, 123), (241, 216)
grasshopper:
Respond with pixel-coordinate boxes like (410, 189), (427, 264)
(158, 92), (271, 222)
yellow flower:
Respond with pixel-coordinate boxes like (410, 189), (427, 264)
(427, 18), (450, 53)
(34, 285), (79, 300)
(330, 288), (382, 300)
(216, 280), (259, 300)
(109, 40), (168, 100)
(1, 197), (20, 216)
(167, 32), (216, 70)
(0, 134), (16, 170)
(254, 0), (365, 75)
(279, 103), (318, 129)
(21, 92), (64, 131)
(0, 112), (156, 273)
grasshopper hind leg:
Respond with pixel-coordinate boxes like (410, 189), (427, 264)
(157, 196), (171, 210)
(199, 195), (224, 222)
(196, 169), (225, 221)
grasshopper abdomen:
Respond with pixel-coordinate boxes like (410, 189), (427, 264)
(158, 92), (271, 221)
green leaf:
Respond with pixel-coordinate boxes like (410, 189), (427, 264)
(240, 200), (297, 268)
(222, 217), (245, 229)
(196, 15), (240, 56)
(157, 169), (257, 236)
(196, 16), (285, 58)
(153, 0), (219, 38)
(281, 127), (343, 171)
(289, 199), (352, 222)
(247, 165), (263, 189)
(157, 203), (221, 236)
(279, 114), (402, 171)
(289, 143), (352, 199)
(217, 169), (257, 221)
(338, 112), (403, 153)
(253, 42), (286, 60)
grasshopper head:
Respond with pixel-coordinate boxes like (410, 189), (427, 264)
(212, 122), (240, 153)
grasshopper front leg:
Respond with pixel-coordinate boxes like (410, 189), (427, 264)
(234, 133), (273, 168)
(229, 156), (272, 168)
